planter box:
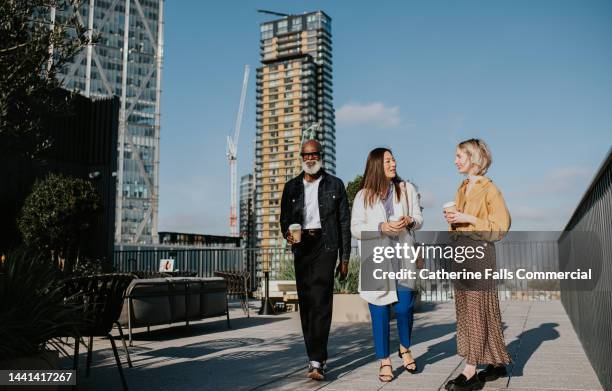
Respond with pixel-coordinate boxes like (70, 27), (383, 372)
(0, 350), (59, 391)
(332, 292), (423, 324)
(332, 294), (371, 323)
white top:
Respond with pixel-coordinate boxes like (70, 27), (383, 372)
(303, 176), (322, 229)
(351, 181), (423, 305)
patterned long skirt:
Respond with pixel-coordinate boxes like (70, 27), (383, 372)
(452, 237), (511, 365)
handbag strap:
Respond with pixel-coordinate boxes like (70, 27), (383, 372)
(400, 181), (411, 215)
(400, 181), (416, 238)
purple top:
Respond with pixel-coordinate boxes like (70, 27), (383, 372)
(383, 183), (395, 219)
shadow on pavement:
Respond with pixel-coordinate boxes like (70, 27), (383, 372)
(508, 322), (560, 377)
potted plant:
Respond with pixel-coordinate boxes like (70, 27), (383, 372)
(332, 256), (373, 323)
(0, 248), (82, 369)
(18, 173), (100, 273)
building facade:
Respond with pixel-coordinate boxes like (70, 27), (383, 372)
(255, 11), (335, 249)
(240, 174), (256, 248)
(54, 0), (164, 244)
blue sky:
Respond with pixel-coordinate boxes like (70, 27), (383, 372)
(158, 0), (612, 234)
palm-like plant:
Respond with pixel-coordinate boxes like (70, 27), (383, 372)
(0, 248), (82, 361)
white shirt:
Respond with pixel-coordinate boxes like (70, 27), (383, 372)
(303, 176), (322, 229)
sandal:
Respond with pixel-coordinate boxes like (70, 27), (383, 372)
(378, 363), (394, 382)
(398, 348), (418, 373)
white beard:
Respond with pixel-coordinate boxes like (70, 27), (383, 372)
(302, 160), (322, 175)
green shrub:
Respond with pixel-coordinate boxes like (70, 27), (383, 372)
(334, 255), (360, 294)
(274, 254), (360, 294)
(346, 175), (363, 211)
(18, 173), (100, 271)
(276, 257), (295, 280)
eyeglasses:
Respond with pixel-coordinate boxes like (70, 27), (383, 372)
(300, 151), (321, 159)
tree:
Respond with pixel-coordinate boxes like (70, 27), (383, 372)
(346, 174), (363, 211)
(18, 173), (100, 271)
(0, 0), (88, 159)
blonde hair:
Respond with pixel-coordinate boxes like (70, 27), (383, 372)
(457, 138), (492, 175)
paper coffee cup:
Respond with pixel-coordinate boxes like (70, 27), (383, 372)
(389, 215), (402, 222)
(289, 223), (302, 243)
(443, 202), (457, 213)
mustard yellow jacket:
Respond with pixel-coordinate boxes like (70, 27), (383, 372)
(451, 176), (511, 241)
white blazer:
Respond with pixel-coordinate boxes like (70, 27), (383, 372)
(351, 181), (423, 305)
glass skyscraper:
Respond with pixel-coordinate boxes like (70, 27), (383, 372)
(54, 0), (164, 244)
(255, 10), (335, 249)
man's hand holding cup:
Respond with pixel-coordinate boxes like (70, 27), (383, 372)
(287, 223), (302, 244)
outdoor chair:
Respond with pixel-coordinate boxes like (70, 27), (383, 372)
(64, 273), (135, 390)
(214, 271), (251, 317)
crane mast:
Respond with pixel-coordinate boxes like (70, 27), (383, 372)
(227, 65), (250, 236)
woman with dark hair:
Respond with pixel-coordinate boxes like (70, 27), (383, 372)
(351, 148), (423, 382)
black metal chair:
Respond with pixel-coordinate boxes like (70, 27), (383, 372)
(64, 273), (135, 390)
(214, 271), (251, 317)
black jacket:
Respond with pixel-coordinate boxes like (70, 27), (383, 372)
(280, 170), (351, 261)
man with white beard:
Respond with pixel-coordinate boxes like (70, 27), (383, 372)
(280, 140), (351, 381)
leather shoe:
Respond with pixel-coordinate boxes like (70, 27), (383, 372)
(445, 373), (483, 391)
(477, 364), (507, 382)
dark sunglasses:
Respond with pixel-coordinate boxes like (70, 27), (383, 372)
(300, 151), (321, 158)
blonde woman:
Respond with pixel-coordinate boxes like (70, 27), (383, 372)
(444, 139), (511, 391)
(351, 148), (423, 382)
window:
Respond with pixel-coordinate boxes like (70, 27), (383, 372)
(261, 23), (273, 39)
(291, 18), (302, 31)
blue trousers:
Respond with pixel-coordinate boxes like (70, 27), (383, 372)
(368, 288), (415, 359)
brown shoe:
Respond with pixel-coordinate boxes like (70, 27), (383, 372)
(307, 366), (325, 380)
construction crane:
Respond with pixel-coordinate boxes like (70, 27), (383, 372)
(301, 121), (321, 143)
(257, 9), (291, 17)
(227, 65), (250, 236)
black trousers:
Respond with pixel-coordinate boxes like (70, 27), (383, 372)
(293, 233), (337, 363)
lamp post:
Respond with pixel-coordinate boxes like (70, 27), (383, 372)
(258, 249), (274, 315)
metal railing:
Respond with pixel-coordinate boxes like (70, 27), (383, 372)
(558, 147), (611, 390)
(114, 238), (563, 303)
(417, 240), (560, 302)
(113, 245), (294, 294)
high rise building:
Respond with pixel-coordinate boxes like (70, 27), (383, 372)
(239, 174), (256, 248)
(53, 0), (164, 244)
(255, 10), (335, 249)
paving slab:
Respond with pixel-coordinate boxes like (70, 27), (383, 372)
(57, 300), (603, 391)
